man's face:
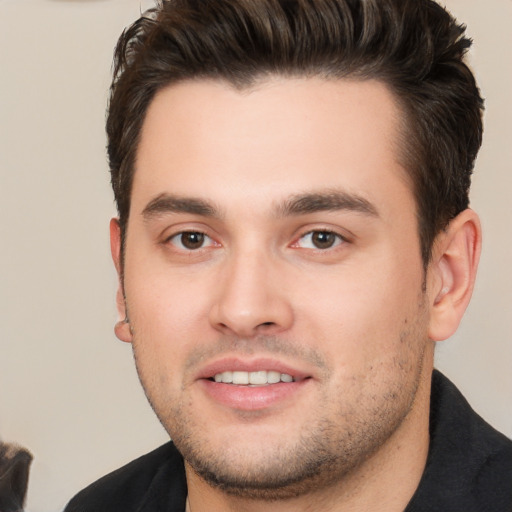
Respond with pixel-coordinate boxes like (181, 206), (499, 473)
(116, 78), (434, 497)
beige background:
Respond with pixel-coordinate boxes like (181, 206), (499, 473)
(0, 1), (510, 511)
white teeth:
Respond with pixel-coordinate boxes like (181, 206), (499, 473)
(249, 371), (267, 385)
(212, 370), (295, 385)
(232, 371), (249, 385)
(267, 371), (281, 384)
(221, 371), (233, 383)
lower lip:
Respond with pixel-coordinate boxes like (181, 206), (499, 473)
(199, 379), (309, 411)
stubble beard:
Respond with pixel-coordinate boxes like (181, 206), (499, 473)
(172, 401), (419, 501)
(132, 331), (427, 502)
(169, 356), (424, 501)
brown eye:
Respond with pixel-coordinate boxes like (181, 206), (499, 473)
(170, 231), (209, 250)
(181, 232), (205, 249)
(311, 231), (337, 249)
(297, 230), (344, 250)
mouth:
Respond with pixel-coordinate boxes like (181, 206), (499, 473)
(197, 359), (312, 411)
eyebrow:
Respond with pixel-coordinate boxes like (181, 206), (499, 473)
(141, 189), (379, 222)
(277, 190), (379, 218)
(142, 193), (220, 220)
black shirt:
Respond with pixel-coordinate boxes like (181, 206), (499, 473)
(65, 371), (512, 511)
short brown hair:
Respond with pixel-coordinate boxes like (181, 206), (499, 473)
(107, 0), (483, 265)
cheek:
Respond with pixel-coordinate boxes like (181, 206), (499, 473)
(124, 268), (215, 389)
(293, 253), (425, 365)
(126, 260), (212, 328)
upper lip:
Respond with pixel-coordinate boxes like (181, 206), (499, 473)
(196, 357), (312, 381)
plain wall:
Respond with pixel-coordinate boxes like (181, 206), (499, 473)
(0, 1), (510, 511)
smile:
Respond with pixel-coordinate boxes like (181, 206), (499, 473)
(198, 361), (312, 410)
(213, 370), (295, 385)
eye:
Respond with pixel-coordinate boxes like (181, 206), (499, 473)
(168, 231), (215, 250)
(296, 230), (344, 250)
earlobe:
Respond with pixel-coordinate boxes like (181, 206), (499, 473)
(428, 209), (481, 342)
(114, 317), (133, 343)
(110, 218), (133, 343)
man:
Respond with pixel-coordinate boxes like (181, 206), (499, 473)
(65, 0), (512, 510)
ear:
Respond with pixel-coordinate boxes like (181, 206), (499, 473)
(110, 218), (133, 343)
(428, 209), (481, 341)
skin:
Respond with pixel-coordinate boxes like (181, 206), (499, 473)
(111, 77), (481, 511)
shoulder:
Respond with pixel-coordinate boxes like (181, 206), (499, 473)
(64, 442), (187, 512)
(407, 371), (512, 512)
(430, 370), (512, 466)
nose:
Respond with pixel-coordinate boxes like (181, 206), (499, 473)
(208, 249), (294, 338)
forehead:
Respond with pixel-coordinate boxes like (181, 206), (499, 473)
(133, 77), (411, 215)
